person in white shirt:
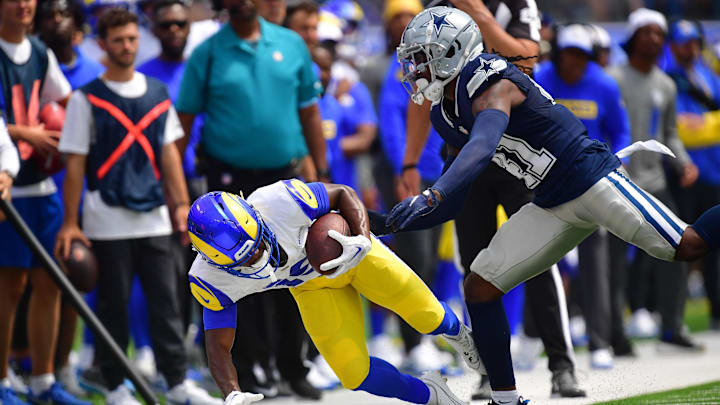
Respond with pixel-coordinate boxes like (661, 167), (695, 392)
(0, 0), (81, 403)
(0, 118), (19, 221)
(54, 8), (218, 405)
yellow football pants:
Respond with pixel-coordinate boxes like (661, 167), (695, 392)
(290, 237), (445, 389)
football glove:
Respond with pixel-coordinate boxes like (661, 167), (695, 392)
(386, 188), (443, 232)
(224, 391), (263, 405)
(319, 230), (371, 278)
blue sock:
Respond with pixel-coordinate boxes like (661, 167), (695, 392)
(429, 301), (461, 336)
(692, 205), (720, 249)
(370, 307), (386, 337)
(466, 299), (515, 389)
(355, 357), (430, 404)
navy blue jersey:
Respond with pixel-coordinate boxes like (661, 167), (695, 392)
(430, 53), (621, 207)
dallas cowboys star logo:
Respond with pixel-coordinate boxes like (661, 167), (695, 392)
(422, 12), (455, 35)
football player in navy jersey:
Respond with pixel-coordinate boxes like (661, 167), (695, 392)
(379, 7), (720, 405)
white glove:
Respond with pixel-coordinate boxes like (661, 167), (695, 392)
(320, 230), (371, 279)
(224, 391), (264, 405)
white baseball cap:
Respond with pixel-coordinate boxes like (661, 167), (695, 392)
(557, 24), (594, 55)
(626, 8), (667, 38)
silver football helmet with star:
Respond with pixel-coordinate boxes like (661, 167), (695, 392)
(397, 6), (483, 105)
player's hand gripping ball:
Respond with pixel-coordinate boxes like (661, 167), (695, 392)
(61, 240), (99, 293)
(306, 213), (371, 278)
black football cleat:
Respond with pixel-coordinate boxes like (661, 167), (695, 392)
(551, 369), (586, 398)
(288, 377), (322, 400)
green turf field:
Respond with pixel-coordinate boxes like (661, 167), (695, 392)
(595, 380), (720, 404)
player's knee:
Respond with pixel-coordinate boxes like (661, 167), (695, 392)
(464, 273), (504, 303)
(0, 271), (29, 304)
(30, 268), (61, 296)
(676, 227), (709, 262)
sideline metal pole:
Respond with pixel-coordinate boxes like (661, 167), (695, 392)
(0, 198), (159, 405)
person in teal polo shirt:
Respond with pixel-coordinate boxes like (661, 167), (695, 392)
(175, 0), (328, 400)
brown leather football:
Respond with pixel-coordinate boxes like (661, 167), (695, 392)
(62, 240), (99, 293)
(305, 213), (351, 276)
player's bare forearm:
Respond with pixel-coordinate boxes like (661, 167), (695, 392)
(404, 100), (432, 166)
(299, 104), (329, 178)
(325, 183), (371, 239)
(206, 328), (241, 397)
(340, 124), (376, 157)
(161, 143), (190, 208)
(62, 153), (86, 226)
(176, 112), (195, 157)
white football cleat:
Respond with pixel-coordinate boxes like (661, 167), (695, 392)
(442, 324), (486, 374)
(107, 385), (142, 405)
(420, 371), (468, 405)
(167, 380), (223, 405)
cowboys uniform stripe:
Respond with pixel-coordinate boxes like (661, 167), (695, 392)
(606, 171), (682, 248)
(616, 171), (685, 236)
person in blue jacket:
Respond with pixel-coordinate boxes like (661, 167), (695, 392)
(534, 23), (634, 369)
(664, 19), (720, 331)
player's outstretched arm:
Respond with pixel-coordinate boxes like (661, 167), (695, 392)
(206, 328), (242, 397)
(385, 79), (523, 232)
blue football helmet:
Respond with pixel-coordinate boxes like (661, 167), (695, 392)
(188, 192), (281, 280)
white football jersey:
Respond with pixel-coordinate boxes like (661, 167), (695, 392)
(188, 180), (327, 310)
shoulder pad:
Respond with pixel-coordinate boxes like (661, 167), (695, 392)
(189, 275), (233, 311)
(463, 55), (509, 100)
(282, 179), (322, 219)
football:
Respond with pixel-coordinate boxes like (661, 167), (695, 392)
(31, 102), (65, 175)
(62, 240), (99, 293)
(305, 213), (351, 276)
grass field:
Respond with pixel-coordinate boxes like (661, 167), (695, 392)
(595, 380), (720, 404)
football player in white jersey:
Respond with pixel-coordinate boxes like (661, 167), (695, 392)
(187, 179), (483, 405)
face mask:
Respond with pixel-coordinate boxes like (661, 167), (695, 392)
(412, 78), (444, 105)
(245, 248), (277, 282)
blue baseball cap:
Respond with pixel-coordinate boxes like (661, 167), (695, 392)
(670, 20), (701, 44)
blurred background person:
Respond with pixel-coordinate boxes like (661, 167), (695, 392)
(55, 8), (217, 405)
(34, 0), (105, 396)
(176, 0), (328, 398)
(0, 0), (79, 403)
(0, 118), (18, 220)
(535, 23), (633, 369)
(608, 8), (702, 351)
(665, 19), (720, 332)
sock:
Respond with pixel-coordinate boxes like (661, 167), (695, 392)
(370, 307), (386, 337)
(429, 301), (461, 336)
(354, 357), (430, 404)
(466, 299), (516, 389)
(692, 205), (720, 249)
(1, 378), (10, 388)
(29, 373), (55, 394)
(492, 389), (519, 404)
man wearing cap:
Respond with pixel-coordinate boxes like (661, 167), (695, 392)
(608, 8), (702, 351)
(664, 19), (720, 331)
(535, 23), (633, 369)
